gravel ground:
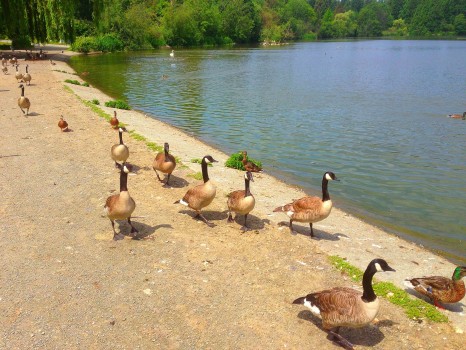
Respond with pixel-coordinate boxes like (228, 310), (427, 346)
(0, 50), (464, 349)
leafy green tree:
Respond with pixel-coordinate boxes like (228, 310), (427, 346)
(409, 0), (444, 35)
(387, 0), (404, 19)
(454, 13), (466, 35)
(333, 10), (358, 37)
(319, 8), (335, 38)
(358, 1), (392, 37)
(386, 18), (408, 36)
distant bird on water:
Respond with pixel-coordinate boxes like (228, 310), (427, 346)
(170, 49), (175, 58)
(448, 112), (465, 120)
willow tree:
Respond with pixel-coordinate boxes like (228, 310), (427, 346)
(0, 0), (77, 47)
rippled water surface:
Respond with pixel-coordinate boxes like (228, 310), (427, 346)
(70, 40), (466, 263)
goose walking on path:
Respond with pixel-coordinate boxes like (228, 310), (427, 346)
(58, 116), (69, 131)
(111, 128), (129, 168)
(273, 171), (338, 237)
(14, 64), (23, 83)
(404, 266), (466, 309)
(293, 259), (396, 350)
(22, 64), (31, 85)
(227, 171), (255, 231)
(104, 163), (138, 240)
(153, 142), (177, 186)
(175, 155), (217, 226)
(18, 84), (31, 115)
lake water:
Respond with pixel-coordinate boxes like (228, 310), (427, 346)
(70, 40), (466, 264)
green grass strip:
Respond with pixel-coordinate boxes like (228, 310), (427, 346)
(328, 256), (448, 323)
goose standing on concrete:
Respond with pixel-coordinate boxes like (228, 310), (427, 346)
(175, 155), (218, 226)
(22, 64), (31, 85)
(14, 64), (23, 83)
(104, 163), (138, 240)
(405, 266), (466, 308)
(293, 259), (396, 350)
(111, 128), (129, 168)
(227, 171), (255, 231)
(18, 84), (31, 115)
(273, 171), (338, 237)
(152, 142), (177, 186)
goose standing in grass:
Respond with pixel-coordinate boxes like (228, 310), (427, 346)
(175, 155), (218, 226)
(273, 171), (338, 237)
(293, 259), (396, 350)
(404, 266), (466, 309)
(110, 111), (119, 129)
(111, 128), (129, 168)
(17, 84), (31, 115)
(448, 112), (465, 120)
(241, 151), (262, 172)
(227, 171), (255, 231)
(152, 142), (177, 186)
(104, 163), (138, 240)
(14, 64), (23, 83)
(58, 116), (69, 131)
(22, 64), (31, 85)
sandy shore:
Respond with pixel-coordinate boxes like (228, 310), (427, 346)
(0, 47), (464, 349)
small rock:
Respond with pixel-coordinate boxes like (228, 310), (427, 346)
(109, 320), (115, 326)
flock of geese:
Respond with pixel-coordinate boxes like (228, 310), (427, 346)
(104, 113), (465, 349)
(3, 52), (465, 350)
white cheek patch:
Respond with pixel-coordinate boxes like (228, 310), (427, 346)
(304, 300), (320, 315)
(179, 199), (189, 206)
(325, 173), (332, 180)
(375, 263), (382, 272)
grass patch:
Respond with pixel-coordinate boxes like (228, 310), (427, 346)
(53, 69), (77, 75)
(65, 79), (89, 87)
(225, 151), (262, 171)
(191, 158), (212, 167)
(105, 100), (131, 110)
(90, 99), (100, 105)
(187, 172), (203, 181)
(328, 256), (448, 323)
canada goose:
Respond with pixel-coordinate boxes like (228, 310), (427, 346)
(110, 111), (119, 129)
(22, 64), (31, 85)
(58, 115), (69, 131)
(241, 151), (262, 172)
(9, 56), (17, 65)
(170, 49), (175, 58)
(111, 128), (129, 168)
(2, 66), (7, 74)
(153, 142), (177, 185)
(404, 266), (466, 309)
(293, 259), (395, 350)
(227, 171), (255, 231)
(104, 163), (138, 240)
(448, 112), (466, 120)
(14, 64), (23, 83)
(17, 84), (31, 115)
(273, 171), (338, 237)
(174, 155), (218, 226)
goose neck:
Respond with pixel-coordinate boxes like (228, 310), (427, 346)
(245, 178), (251, 197)
(120, 170), (129, 192)
(201, 159), (210, 183)
(119, 130), (124, 145)
(321, 176), (330, 201)
(361, 267), (377, 302)
(21, 86), (24, 96)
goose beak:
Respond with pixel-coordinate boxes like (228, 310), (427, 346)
(386, 265), (396, 272)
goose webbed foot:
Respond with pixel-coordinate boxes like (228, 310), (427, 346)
(128, 218), (139, 236)
(328, 330), (354, 350)
(113, 233), (125, 241)
(240, 225), (250, 232)
(195, 212), (215, 227)
(154, 170), (163, 182)
(227, 213), (234, 223)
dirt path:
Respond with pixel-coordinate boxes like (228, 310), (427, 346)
(0, 51), (464, 349)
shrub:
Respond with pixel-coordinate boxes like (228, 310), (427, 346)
(96, 34), (124, 52)
(225, 152), (262, 171)
(65, 79), (81, 85)
(91, 99), (100, 105)
(105, 100), (131, 110)
(70, 36), (98, 53)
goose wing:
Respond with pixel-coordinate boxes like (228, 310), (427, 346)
(292, 196), (322, 211)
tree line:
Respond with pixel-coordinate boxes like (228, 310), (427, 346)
(1, 0), (465, 51)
